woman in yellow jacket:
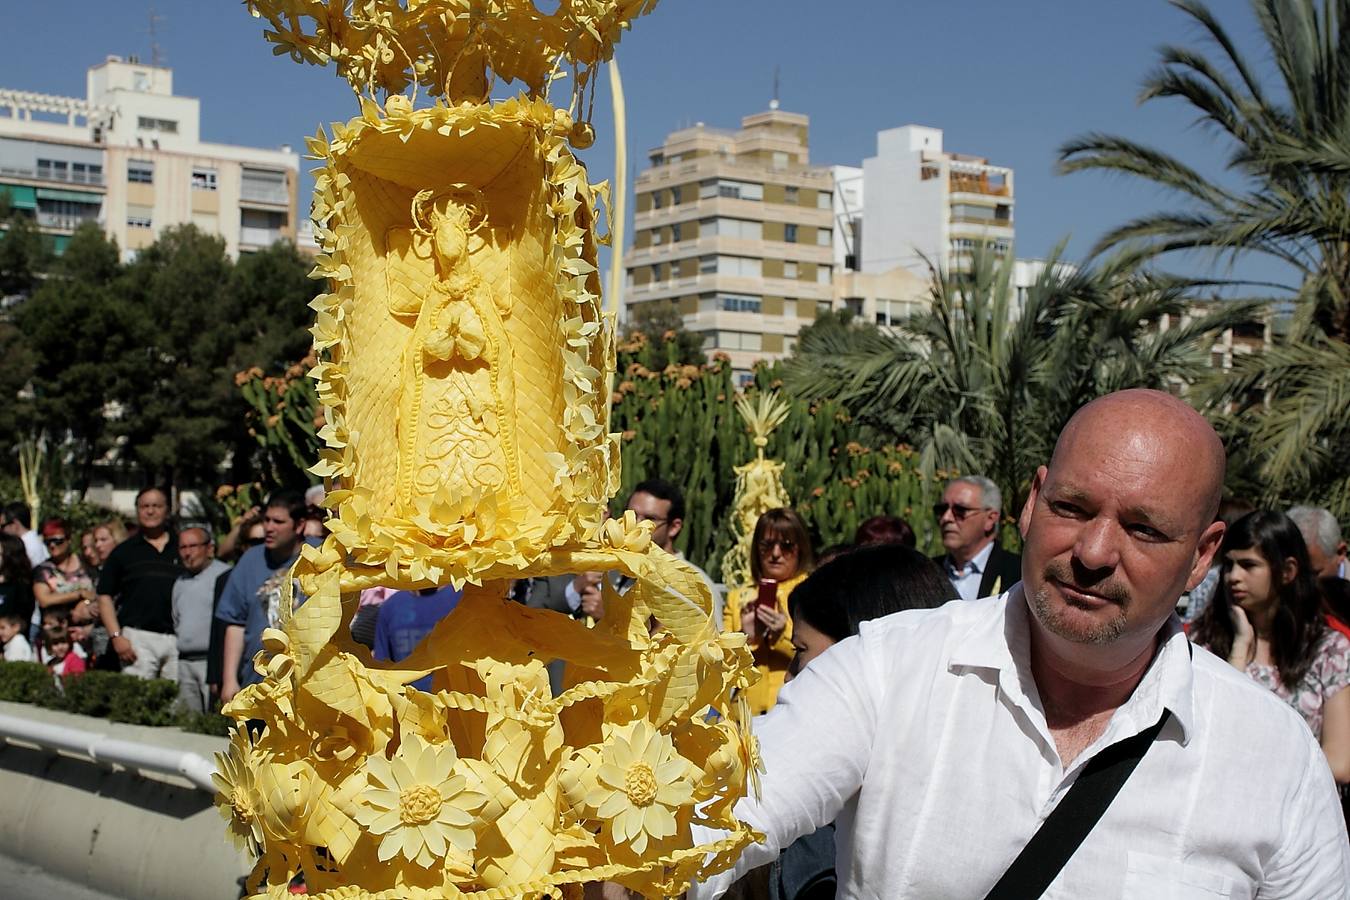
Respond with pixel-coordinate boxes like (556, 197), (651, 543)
(724, 508), (814, 715)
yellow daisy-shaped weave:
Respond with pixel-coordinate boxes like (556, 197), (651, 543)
(212, 725), (266, 854)
(585, 720), (696, 856)
(351, 733), (487, 870)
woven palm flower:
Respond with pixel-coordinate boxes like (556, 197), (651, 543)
(583, 720), (696, 856)
(351, 733), (487, 870)
(213, 725), (267, 854)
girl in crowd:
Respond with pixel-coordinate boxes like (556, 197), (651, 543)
(1191, 510), (1350, 783)
(725, 508), (814, 715)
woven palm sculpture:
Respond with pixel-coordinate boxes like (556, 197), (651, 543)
(720, 392), (792, 591)
(216, 4), (761, 897)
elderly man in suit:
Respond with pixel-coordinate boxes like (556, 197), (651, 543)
(933, 475), (1021, 601)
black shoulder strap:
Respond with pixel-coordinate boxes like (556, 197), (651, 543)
(982, 708), (1172, 900)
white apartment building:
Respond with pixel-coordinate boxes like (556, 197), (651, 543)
(0, 56), (299, 260)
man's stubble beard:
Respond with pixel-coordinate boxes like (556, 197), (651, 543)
(1029, 559), (1132, 646)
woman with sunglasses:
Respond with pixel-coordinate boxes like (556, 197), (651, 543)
(33, 518), (97, 624)
(725, 508), (815, 715)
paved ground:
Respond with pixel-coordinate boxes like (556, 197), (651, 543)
(0, 853), (127, 900)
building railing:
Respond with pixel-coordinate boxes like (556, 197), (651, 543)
(949, 176), (1010, 197)
(240, 185), (288, 205)
(949, 215), (1013, 228)
(240, 226), (284, 246)
(0, 165), (105, 187)
(36, 211), (99, 231)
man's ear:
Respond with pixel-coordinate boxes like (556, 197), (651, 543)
(667, 517), (683, 542)
(1187, 521), (1226, 591)
(1019, 467), (1046, 538)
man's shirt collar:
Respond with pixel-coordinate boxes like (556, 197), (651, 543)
(947, 585), (1196, 746)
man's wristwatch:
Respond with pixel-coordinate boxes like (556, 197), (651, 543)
(110, 630), (123, 640)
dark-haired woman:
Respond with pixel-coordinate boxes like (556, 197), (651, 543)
(0, 532), (35, 628)
(725, 508), (814, 716)
(1191, 511), (1350, 783)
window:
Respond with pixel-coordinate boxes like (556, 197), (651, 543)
(191, 168), (218, 191)
(133, 71), (150, 92)
(700, 255), (762, 278)
(127, 160), (154, 184)
(36, 159), (68, 181)
(651, 264), (664, 281)
(700, 179), (763, 201)
(816, 265), (831, 284)
(126, 204), (153, 228)
(240, 167), (288, 204)
(817, 191), (832, 210)
(651, 228), (664, 246)
(816, 228), (832, 246)
(137, 116), (178, 133)
(782, 262), (798, 279)
(671, 186), (682, 204)
(784, 185), (798, 204)
(816, 300), (833, 317)
(653, 190), (664, 209)
(784, 223), (798, 243)
(70, 162), (103, 185)
(700, 217), (761, 240)
(702, 331), (763, 351)
(701, 293), (761, 314)
(773, 152), (789, 169)
(671, 222), (682, 242)
(844, 296), (865, 317)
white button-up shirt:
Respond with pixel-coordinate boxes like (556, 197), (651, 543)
(943, 540), (995, 601)
(691, 589), (1350, 899)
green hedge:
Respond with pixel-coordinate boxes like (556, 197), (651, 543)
(0, 661), (231, 734)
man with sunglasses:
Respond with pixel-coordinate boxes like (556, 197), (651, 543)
(933, 475), (1021, 601)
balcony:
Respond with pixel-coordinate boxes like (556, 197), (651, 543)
(36, 210), (99, 231)
(0, 164), (105, 187)
(948, 174), (1009, 197)
(240, 185), (288, 206)
(240, 226), (284, 247)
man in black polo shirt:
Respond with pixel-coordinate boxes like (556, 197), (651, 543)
(97, 487), (182, 679)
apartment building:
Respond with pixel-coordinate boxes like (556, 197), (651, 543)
(625, 107), (835, 376)
(853, 125), (1014, 277)
(0, 56), (298, 261)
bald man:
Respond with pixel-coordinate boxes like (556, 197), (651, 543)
(691, 390), (1349, 899)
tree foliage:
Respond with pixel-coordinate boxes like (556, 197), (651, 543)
(8, 225), (317, 498)
(1059, 0), (1350, 517)
(783, 247), (1262, 512)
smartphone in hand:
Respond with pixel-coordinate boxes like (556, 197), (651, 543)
(755, 579), (778, 612)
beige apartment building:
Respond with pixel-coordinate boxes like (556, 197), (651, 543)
(0, 56), (298, 262)
(625, 107), (835, 377)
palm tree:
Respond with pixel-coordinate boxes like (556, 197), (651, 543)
(783, 247), (1259, 513)
(1059, 0), (1350, 517)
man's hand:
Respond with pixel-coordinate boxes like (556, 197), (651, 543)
(112, 634), (137, 665)
(574, 572), (604, 620)
(221, 678), (239, 704)
(71, 595), (95, 624)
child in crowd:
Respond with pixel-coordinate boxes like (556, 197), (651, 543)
(39, 624), (86, 676)
(0, 611), (34, 662)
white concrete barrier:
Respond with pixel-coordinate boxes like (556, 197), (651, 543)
(0, 701), (250, 900)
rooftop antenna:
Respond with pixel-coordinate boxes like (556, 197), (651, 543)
(769, 65), (780, 110)
(147, 6), (167, 66)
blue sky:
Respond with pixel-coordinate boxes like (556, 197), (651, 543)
(0, 0), (1286, 285)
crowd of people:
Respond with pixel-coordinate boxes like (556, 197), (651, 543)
(2, 388), (1349, 895)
